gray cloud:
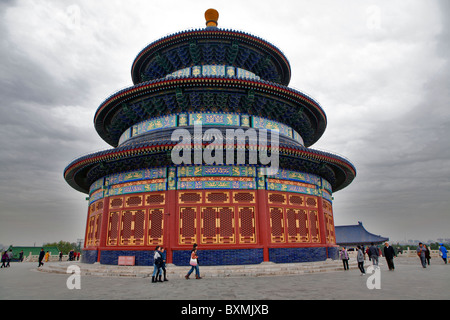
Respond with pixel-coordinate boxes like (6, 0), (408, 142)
(0, 0), (448, 246)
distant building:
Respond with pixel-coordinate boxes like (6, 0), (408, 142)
(335, 221), (388, 247)
(5, 246), (60, 260)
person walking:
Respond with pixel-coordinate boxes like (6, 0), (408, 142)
(185, 244), (201, 279)
(424, 244), (431, 265)
(1, 251), (8, 268)
(159, 247), (168, 281)
(19, 250), (24, 262)
(439, 243), (448, 264)
(38, 248), (45, 268)
(416, 243), (427, 268)
(356, 246), (365, 275)
(44, 251), (50, 262)
(6, 250), (13, 267)
(340, 247), (349, 271)
(368, 243), (379, 267)
(383, 242), (396, 270)
(152, 246), (163, 283)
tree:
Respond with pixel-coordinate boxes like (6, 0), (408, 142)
(43, 241), (76, 254)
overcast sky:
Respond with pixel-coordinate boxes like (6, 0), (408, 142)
(0, 0), (449, 247)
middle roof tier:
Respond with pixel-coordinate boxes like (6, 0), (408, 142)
(94, 76), (327, 148)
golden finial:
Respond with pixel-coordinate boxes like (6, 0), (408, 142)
(205, 9), (219, 27)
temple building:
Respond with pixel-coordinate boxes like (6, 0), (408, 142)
(63, 9), (356, 266)
(335, 222), (389, 247)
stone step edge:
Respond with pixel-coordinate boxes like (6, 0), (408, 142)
(39, 260), (358, 278)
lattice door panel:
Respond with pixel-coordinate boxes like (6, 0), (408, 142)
(286, 208), (301, 243)
(179, 207), (197, 245)
(205, 192), (229, 204)
(309, 210), (320, 243)
(218, 207), (235, 244)
(325, 213), (335, 244)
(238, 206), (256, 244)
(269, 207), (285, 243)
(107, 211), (120, 246)
(232, 191), (256, 203)
(86, 215), (96, 246)
(201, 207), (218, 244)
(148, 208), (164, 245)
(298, 209), (310, 242)
(199, 206), (236, 244)
(92, 214), (101, 246)
(146, 193), (165, 206)
(119, 210), (146, 245)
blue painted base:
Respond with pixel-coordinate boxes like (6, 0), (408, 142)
(173, 248), (264, 266)
(82, 247), (338, 266)
(269, 247), (328, 263)
(81, 250), (97, 264)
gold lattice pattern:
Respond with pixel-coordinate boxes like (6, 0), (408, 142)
(268, 192), (321, 244)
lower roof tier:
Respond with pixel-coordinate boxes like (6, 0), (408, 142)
(94, 77), (327, 148)
(64, 127), (356, 195)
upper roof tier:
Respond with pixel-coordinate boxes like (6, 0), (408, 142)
(131, 10), (291, 86)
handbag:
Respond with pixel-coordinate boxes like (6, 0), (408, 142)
(190, 258), (197, 266)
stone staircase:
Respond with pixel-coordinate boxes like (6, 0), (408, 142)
(39, 259), (358, 278)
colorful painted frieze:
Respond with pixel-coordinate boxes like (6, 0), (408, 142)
(106, 168), (167, 186)
(266, 179), (319, 196)
(118, 127), (132, 145)
(269, 169), (322, 186)
(252, 116), (293, 138)
(177, 165), (256, 178)
(107, 179), (166, 196)
(178, 177), (256, 190)
(166, 67), (191, 78)
(202, 65), (225, 77)
(89, 189), (104, 204)
(188, 113), (240, 126)
(89, 177), (104, 195)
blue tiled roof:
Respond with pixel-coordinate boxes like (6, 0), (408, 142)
(335, 221), (389, 245)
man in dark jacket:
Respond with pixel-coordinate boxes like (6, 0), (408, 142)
(368, 243), (379, 266)
(383, 242), (396, 270)
(38, 248), (45, 268)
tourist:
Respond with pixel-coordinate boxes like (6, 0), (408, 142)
(1, 251), (8, 268)
(424, 244), (431, 265)
(38, 248), (45, 268)
(368, 243), (379, 267)
(340, 247), (349, 271)
(152, 246), (163, 283)
(19, 250), (24, 262)
(159, 247), (168, 281)
(6, 250), (13, 267)
(416, 243), (427, 268)
(439, 243), (448, 264)
(185, 244), (201, 279)
(356, 246), (365, 275)
(44, 251), (50, 262)
(383, 242), (396, 270)
(59, 252), (63, 261)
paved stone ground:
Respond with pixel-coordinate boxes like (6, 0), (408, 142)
(0, 256), (448, 302)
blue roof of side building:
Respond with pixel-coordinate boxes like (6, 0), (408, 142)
(335, 221), (389, 246)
